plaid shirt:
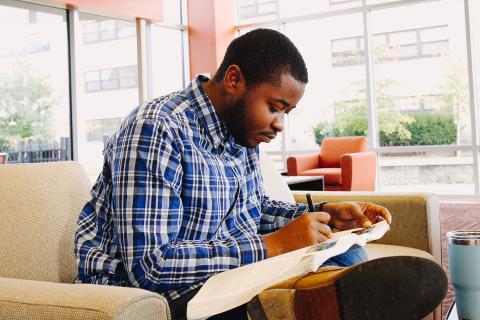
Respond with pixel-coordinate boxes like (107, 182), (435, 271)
(75, 75), (309, 301)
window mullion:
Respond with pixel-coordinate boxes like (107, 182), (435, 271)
(67, 7), (80, 161)
(136, 18), (148, 103)
(464, 0), (480, 195)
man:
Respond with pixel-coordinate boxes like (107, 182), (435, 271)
(75, 29), (446, 319)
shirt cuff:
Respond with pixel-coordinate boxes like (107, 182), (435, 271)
(234, 234), (267, 266)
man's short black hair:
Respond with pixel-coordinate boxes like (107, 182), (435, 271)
(213, 28), (308, 87)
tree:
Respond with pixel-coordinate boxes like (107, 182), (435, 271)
(0, 62), (56, 150)
(313, 79), (414, 146)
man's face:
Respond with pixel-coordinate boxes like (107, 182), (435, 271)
(224, 73), (305, 148)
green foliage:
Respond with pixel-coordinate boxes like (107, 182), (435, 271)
(313, 58), (466, 148)
(313, 121), (332, 145)
(407, 113), (456, 145)
(0, 62), (56, 150)
(313, 78), (459, 147)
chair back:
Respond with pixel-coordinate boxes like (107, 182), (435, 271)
(319, 136), (368, 168)
(259, 151), (295, 203)
(0, 153), (7, 164)
(0, 161), (91, 284)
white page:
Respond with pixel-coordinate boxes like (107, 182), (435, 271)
(187, 220), (390, 319)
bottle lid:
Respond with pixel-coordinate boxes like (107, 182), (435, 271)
(447, 231), (480, 246)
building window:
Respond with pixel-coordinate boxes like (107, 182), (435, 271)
(329, 0), (360, 5)
(238, 0), (277, 20)
(332, 25), (449, 67)
(85, 65), (137, 92)
(86, 118), (123, 141)
(83, 19), (135, 44)
(331, 35), (365, 66)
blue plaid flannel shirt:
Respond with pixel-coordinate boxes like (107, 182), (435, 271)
(75, 75), (309, 301)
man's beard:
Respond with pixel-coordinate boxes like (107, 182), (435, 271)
(223, 95), (251, 147)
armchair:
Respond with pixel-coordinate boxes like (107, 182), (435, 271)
(287, 136), (376, 191)
(0, 153), (7, 164)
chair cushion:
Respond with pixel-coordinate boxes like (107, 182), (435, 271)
(0, 277), (170, 320)
(365, 244), (434, 261)
(299, 168), (342, 185)
(319, 136), (367, 168)
(0, 162), (91, 283)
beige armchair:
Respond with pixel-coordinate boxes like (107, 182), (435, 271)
(0, 162), (170, 320)
(260, 151), (442, 320)
(0, 159), (441, 319)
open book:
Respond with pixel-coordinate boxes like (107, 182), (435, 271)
(187, 220), (390, 320)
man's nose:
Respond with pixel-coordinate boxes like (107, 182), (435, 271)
(272, 114), (284, 132)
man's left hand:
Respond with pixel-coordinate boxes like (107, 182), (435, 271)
(322, 201), (392, 231)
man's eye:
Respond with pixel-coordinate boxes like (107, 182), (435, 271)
(269, 105), (279, 113)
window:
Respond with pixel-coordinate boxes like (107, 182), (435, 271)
(332, 25), (449, 67)
(331, 36), (364, 66)
(278, 0), (361, 19)
(76, 13), (139, 177)
(371, 1), (473, 194)
(285, 14), (367, 155)
(238, 0), (277, 23)
(150, 25), (184, 97)
(85, 65), (137, 92)
(330, 0), (360, 5)
(83, 19), (135, 44)
(86, 118), (123, 141)
(0, 3), (71, 163)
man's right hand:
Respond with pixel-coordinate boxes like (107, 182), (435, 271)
(263, 212), (333, 258)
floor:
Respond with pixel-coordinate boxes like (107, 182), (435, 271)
(439, 202), (480, 319)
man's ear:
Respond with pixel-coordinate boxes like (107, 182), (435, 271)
(224, 65), (246, 96)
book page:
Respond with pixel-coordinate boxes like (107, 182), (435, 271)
(187, 246), (312, 319)
(332, 220), (389, 241)
(187, 220), (390, 319)
(194, 246), (307, 297)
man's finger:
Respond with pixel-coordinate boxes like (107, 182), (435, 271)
(312, 211), (331, 224)
(378, 206), (392, 224)
(314, 221), (332, 239)
(314, 224), (332, 242)
(348, 203), (371, 228)
(363, 203), (392, 225)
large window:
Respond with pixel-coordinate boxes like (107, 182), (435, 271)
(237, 0), (480, 197)
(285, 14), (367, 154)
(150, 25), (184, 98)
(75, 13), (139, 177)
(0, 2), (71, 163)
(371, 1), (473, 194)
(0, 0), (187, 180)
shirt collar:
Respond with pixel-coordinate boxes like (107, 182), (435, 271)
(187, 75), (229, 149)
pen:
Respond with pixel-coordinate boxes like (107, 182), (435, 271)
(306, 193), (315, 212)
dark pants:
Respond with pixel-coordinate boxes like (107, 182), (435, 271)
(168, 246), (368, 320)
(168, 288), (247, 320)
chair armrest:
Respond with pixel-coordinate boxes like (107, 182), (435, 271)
(0, 277), (170, 320)
(287, 153), (320, 175)
(291, 191), (441, 264)
(340, 152), (376, 191)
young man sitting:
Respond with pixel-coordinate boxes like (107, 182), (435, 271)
(75, 29), (447, 319)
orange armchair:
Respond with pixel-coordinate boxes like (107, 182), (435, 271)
(286, 136), (376, 191)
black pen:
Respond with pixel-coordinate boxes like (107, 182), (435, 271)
(306, 193), (315, 212)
